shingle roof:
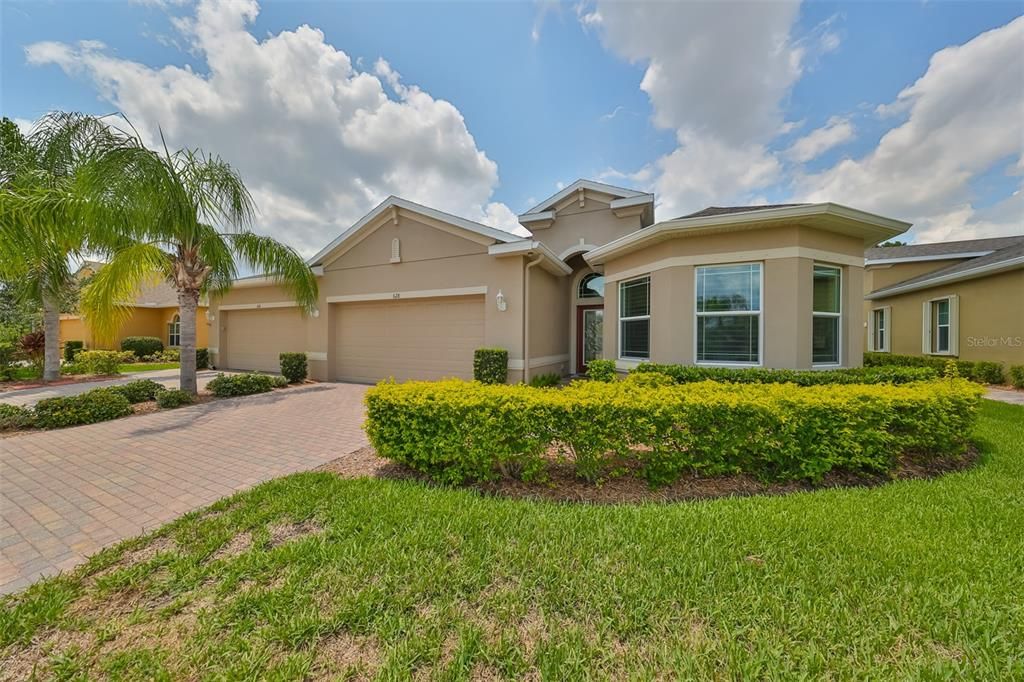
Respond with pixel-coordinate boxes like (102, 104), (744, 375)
(675, 204), (811, 220)
(869, 239), (1024, 298)
(864, 235), (1024, 262)
(75, 262), (204, 308)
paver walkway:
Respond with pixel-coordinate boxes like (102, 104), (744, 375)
(985, 387), (1024, 405)
(0, 383), (368, 594)
(0, 369), (233, 407)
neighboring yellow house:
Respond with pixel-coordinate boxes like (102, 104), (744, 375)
(59, 264), (210, 351)
(863, 236), (1024, 365)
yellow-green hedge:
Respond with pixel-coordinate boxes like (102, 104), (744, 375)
(365, 377), (983, 485)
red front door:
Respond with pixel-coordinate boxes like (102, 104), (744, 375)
(576, 305), (604, 374)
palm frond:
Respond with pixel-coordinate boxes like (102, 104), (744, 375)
(226, 232), (319, 311)
(80, 243), (171, 343)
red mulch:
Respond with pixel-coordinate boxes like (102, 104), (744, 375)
(318, 445), (980, 504)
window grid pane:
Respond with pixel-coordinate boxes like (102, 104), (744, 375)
(812, 316), (840, 364)
(620, 276), (650, 359)
(695, 264), (761, 364)
(697, 315), (759, 363)
(697, 264), (760, 312)
(578, 273), (605, 299)
(812, 265), (841, 313)
(620, 319), (650, 359)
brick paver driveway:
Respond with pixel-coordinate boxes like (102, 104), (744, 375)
(0, 383), (368, 594)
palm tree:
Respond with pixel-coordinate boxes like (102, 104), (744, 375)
(79, 127), (317, 394)
(0, 113), (118, 381)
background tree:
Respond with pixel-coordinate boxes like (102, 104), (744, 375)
(0, 114), (117, 381)
(80, 130), (318, 393)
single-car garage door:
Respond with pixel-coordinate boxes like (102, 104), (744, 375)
(334, 295), (484, 383)
(223, 308), (306, 373)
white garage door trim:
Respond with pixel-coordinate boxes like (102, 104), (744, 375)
(327, 286), (487, 304)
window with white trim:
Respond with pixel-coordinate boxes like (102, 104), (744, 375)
(619, 276), (650, 359)
(578, 272), (605, 299)
(812, 264), (842, 365)
(870, 307), (890, 352)
(168, 314), (181, 347)
(931, 298), (951, 353)
(695, 263), (761, 364)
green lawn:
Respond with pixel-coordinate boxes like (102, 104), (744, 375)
(2, 401), (1022, 679)
(117, 362), (179, 373)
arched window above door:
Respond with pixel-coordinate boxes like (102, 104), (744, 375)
(168, 314), (181, 347)
(578, 273), (605, 299)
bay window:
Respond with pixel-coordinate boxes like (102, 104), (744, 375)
(619, 276), (650, 360)
(695, 263), (761, 364)
(812, 264), (842, 365)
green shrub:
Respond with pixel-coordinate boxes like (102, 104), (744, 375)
(864, 352), (1006, 385)
(0, 340), (16, 381)
(271, 375), (290, 388)
(528, 372), (561, 388)
(63, 340), (85, 362)
(1010, 366), (1024, 389)
(632, 363), (937, 386)
(60, 363), (85, 376)
(586, 359), (616, 383)
(121, 336), (164, 359)
(17, 331), (45, 375)
(0, 403), (35, 431)
(365, 378), (982, 486)
(473, 348), (508, 385)
(34, 390), (133, 429)
(156, 389), (194, 409)
(107, 379), (166, 404)
(196, 347), (209, 370)
(77, 350), (135, 375)
(972, 361), (1005, 385)
(206, 372), (276, 397)
(279, 352), (308, 383)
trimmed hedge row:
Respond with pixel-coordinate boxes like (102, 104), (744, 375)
(864, 352), (1006, 384)
(632, 363), (938, 385)
(365, 377), (982, 486)
(206, 372), (284, 397)
(121, 336), (163, 359)
(280, 352), (308, 383)
(1011, 366), (1024, 390)
(34, 390), (133, 429)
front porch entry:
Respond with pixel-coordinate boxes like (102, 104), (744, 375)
(576, 304), (603, 374)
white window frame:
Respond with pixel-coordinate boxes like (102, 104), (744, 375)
(618, 275), (650, 361)
(694, 262), (763, 367)
(812, 263), (843, 367)
(869, 306), (890, 353)
(168, 314), (181, 347)
(923, 295), (958, 356)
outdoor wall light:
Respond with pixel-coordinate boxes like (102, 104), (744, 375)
(496, 290), (507, 312)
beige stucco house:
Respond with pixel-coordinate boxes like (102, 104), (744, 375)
(209, 180), (910, 382)
(864, 236), (1024, 365)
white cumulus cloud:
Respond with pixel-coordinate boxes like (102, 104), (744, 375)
(24, 0), (523, 255)
(786, 116), (855, 163)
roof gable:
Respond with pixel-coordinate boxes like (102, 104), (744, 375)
(864, 235), (1024, 263)
(523, 179), (650, 215)
(308, 196), (518, 267)
(868, 240), (1024, 298)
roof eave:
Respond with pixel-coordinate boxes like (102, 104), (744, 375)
(867, 255), (1024, 299)
(488, 240), (573, 276)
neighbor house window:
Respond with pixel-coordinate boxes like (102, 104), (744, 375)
(619, 276), (650, 359)
(870, 307), (890, 353)
(168, 314), (181, 347)
(812, 264), (842, 365)
(695, 263), (761, 364)
(925, 297), (956, 354)
(578, 272), (605, 299)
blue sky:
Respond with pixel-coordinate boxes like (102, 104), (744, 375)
(3, 0), (1022, 253)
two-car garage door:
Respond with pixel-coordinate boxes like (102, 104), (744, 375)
(334, 295), (484, 383)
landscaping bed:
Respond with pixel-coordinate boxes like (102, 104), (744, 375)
(1, 401), (1020, 679)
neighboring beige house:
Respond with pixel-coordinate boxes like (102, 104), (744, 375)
(209, 180), (910, 382)
(59, 263), (210, 352)
(864, 236), (1024, 365)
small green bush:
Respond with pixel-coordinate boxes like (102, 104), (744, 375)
(586, 359), (616, 383)
(77, 350), (134, 375)
(63, 340), (85, 362)
(206, 372), (276, 397)
(972, 361), (1005, 385)
(528, 372), (561, 388)
(0, 403), (34, 431)
(121, 336), (164, 359)
(633, 363), (937, 386)
(60, 362), (85, 376)
(1008, 365), (1024, 389)
(864, 352), (1006, 385)
(156, 389), (194, 409)
(196, 347), (209, 370)
(107, 379), (166, 404)
(473, 348), (508, 385)
(365, 378), (982, 486)
(271, 375), (290, 388)
(34, 390), (133, 429)
(0, 341), (16, 381)
(279, 352), (308, 383)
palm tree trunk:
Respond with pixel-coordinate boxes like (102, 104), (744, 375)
(178, 290), (199, 394)
(42, 290), (61, 382)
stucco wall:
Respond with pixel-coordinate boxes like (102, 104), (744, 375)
(527, 263), (570, 378)
(867, 269), (1024, 364)
(59, 307), (208, 351)
(529, 190), (647, 259)
(598, 225), (865, 370)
